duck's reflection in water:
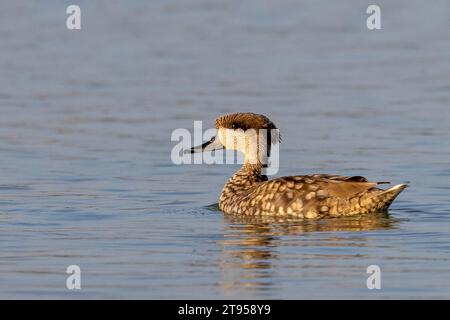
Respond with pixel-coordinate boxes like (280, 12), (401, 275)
(217, 214), (395, 296)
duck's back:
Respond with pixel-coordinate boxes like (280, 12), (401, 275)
(219, 174), (407, 218)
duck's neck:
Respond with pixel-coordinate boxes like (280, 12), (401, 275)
(219, 162), (268, 210)
(227, 163), (268, 189)
(241, 162), (264, 176)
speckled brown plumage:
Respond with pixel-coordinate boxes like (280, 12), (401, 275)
(190, 112), (407, 218)
(219, 163), (407, 218)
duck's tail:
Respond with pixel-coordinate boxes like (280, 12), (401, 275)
(369, 184), (408, 212)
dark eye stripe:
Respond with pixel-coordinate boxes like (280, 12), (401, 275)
(230, 123), (251, 130)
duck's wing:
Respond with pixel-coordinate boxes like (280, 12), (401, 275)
(270, 174), (382, 196)
(312, 176), (378, 198)
(246, 174), (381, 218)
(309, 174), (389, 184)
(305, 174), (383, 198)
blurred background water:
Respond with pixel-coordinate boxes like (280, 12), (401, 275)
(0, 0), (450, 299)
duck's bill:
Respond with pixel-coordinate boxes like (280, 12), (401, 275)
(186, 136), (224, 153)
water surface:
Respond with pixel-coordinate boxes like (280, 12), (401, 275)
(1, 0), (450, 299)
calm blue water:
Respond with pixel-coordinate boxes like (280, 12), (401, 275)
(1, 0), (450, 299)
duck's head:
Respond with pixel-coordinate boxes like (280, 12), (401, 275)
(189, 112), (280, 165)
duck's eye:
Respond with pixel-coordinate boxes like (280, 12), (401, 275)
(231, 123), (239, 129)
